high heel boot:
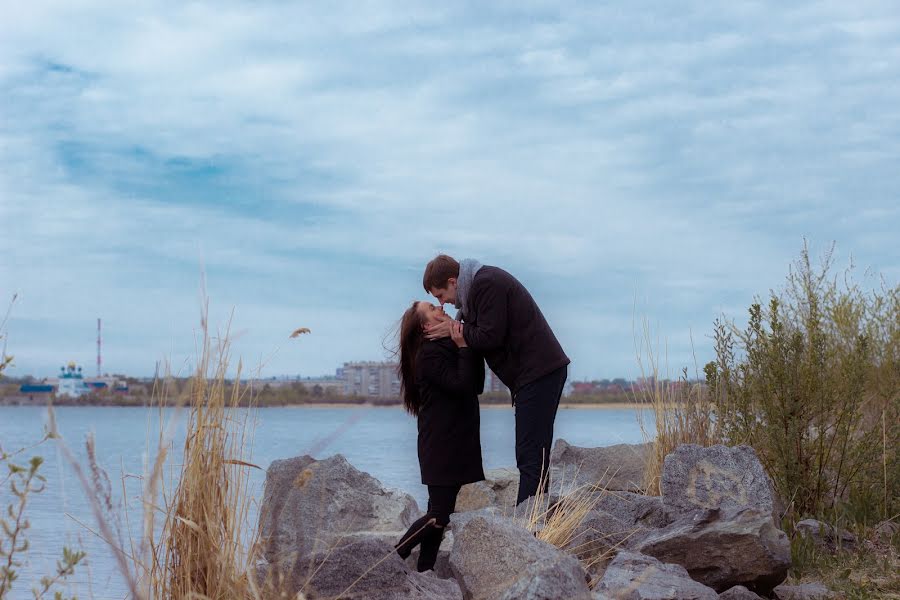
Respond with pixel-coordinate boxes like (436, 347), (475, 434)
(395, 516), (436, 559)
(416, 523), (445, 572)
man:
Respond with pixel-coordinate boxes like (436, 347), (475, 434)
(422, 254), (570, 505)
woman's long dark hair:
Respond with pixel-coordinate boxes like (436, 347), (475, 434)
(397, 301), (425, 416)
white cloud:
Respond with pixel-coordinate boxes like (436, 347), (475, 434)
(1, 0), (898, 380)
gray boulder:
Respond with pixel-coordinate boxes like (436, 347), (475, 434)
(450, 506), (503, 532)
(449, 514), (592, 600)
(773, 582), (836, 599)
(456, 467), (519, 512)
(451, 495), (548, 527)
(570, 508), (637, 554)
(595, 491), (670, 529)
(258, 454), (418, 565)
(718, 586), (764, 599)
(794, 519), (856, 551)
(592, 551), (718, 599)
(566, 492), (671, 573)
(873, 519), (899, 541)
(551, 440), (649, 497)
(298, 538), (462, 599)
(661, 445), (778, 522)
(635, 507), (790, 594)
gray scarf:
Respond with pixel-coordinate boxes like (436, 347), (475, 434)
(455, 258), (483, 321)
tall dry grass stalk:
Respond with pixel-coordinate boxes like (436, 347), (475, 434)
(56, 299), (265, 599)
(633, 316), (721, 495)
(145, 303), (261, 599)
(520, 463), (628, 585)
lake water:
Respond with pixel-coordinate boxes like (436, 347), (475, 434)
(0, 405), (648, 598)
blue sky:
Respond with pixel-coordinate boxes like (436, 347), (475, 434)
(1, 1), (898, 381)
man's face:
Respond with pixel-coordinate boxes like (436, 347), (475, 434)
(429, 278), (458, 306)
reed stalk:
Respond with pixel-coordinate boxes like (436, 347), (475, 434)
(633, 316), (720, 495)
(57, 298), (265, 599)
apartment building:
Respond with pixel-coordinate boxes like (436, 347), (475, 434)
(339, 360), (508, 399)
(340, 361), (401, 398)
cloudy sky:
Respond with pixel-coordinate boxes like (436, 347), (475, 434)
(1, 1), (898, 381)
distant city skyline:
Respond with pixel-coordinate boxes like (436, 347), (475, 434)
(2, 2), (898, 382)
(5, 353), (705, 389)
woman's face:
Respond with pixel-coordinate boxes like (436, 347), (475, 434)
(416, 301), (447, 327)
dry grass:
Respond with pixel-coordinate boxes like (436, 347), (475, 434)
(51, 296), (396, 599)
(55, 299), (271, 599)
(632, 316), (720, 495)
(147, 307), (260, 598)
(519, 463), (635, 587)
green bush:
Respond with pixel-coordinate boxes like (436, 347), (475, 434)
(705, 243), (899, 521)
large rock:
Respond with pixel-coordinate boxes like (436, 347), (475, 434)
(634, 507), (790, 594)
(661, 445), (777, 522)
(718, 586), (764, 599)
(569, 509), (637, 559)
(449, 514), (592, 600)
(873, 519), (899, 541)
(794, 519), (856, 551)
(565, 492), (670, 577)
(258, 454), (419, 565)
(450, 506), (503, 532)
(595, 491), (670, 529)
(592, 551), (718, 599)
(551, 440), (649, 496)
(298, 538), (462, 599)
(456, 467), (519, 512)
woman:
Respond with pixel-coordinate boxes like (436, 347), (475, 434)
(394, 300), (485, 572)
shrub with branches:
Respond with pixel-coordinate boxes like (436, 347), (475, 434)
(705, 242), (899, 521)
(0, 294), (85, 600)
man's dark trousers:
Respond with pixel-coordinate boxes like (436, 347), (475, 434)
(514, 365), (568, 505)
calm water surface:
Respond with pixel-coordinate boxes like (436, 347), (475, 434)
(0, 405), (647, 598)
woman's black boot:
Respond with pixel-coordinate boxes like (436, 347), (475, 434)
(416, 524), (445, 572)
(395, 517), (435, 559)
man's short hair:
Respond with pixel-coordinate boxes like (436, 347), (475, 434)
(423, 254), (460, 292)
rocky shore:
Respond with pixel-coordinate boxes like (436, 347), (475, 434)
(253, 441), (835, 599)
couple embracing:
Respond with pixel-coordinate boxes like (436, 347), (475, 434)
(394, 254), (569, 571)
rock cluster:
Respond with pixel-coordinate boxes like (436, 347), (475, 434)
(548, 441), (791, 595)
(254, 441), (828, 599)
(255, 454), (452, 598)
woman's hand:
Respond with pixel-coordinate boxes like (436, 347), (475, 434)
(450, 321), (467, 348)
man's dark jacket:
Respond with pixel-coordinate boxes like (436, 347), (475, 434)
(461, 266), (570, 395)
(415, 338), (486, 486)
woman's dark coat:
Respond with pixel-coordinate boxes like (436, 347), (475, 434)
(415, 338), (485, 486)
